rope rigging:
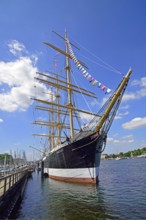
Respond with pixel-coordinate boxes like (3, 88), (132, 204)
(69, 35), (122, 76)
(67, 38), (112, 94)
(71, 69), (94, 114)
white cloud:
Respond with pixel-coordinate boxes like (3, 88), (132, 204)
(107, 134), (134, 144)
(90, 99), (99, 107)
(120, 105), (130, 110)
(122, 117), (146, 130)
(122, 76), (146, 102)
(137, 88), (146, 97)
(120, 111), (129, 116)
(115, 111), (129, 120)
(122, 92), (136, 101)
(0, 118), (4, 123)
(131, 79), (141, 86)
(121, 134), (133, 139)
(100, 96), (108, 106)
(115, 115), (122, 120)
(131, 77), (146, 87)
(0, 41), (51, 112)
(142, 77), (146, 86)
(8, 40), (27, 56)
(100, 76), (146, 107)
(112, 133), (119, 137)
(107, 137), (114, 142)
(113, 139), (120, 143)
(107, 137), (119, 143)
(122, 88), (146, 102)
(79, 112), (94, 124)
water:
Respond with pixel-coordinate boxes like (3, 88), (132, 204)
(13, 158), (146, 220)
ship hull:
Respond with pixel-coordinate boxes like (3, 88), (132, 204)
(44, 167), (99, 183)
(44, 132), (103, 184)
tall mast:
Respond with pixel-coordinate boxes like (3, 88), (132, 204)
(51, 88), (55, 148)
(65, 31), (74, 137)
(56, 71), (61, 143)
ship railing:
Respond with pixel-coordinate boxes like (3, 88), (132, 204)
(50, 144), (63, 154)
(0, 167), (28, 198)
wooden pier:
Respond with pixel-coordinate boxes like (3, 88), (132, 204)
(0, 166), (34, 219)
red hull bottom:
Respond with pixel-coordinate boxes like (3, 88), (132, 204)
(48, 174), (99, 184)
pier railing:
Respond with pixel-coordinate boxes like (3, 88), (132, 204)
(0, 167), (29, 198)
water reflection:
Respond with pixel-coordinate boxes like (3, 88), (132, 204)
(13, 159), (146, 220)
(15, 172), (118, 220)
(46, 179), (111, 220)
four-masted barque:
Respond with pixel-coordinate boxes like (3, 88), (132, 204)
(33, 31), (132, 184)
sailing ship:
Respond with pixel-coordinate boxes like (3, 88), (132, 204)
(33, 31), (132, 184)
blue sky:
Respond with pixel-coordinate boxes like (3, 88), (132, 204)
(0, 0), (146, 160)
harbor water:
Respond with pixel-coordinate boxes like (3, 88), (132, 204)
(12, 158), (146, 220)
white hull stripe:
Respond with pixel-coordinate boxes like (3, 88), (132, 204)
(44, 167), (99, 183)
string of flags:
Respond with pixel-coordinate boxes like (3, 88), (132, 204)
(67, 39), (112, 94)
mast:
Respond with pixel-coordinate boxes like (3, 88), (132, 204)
(52, 52), (61, 144)
(33, 31), (99, 146)
(65, 31), (74, 137)
(96, 68), (132, 132)
(56, 73), (61, 143)
(51, 87), (55, 148)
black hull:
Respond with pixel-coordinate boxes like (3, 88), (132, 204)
(43, 132), (104, 183)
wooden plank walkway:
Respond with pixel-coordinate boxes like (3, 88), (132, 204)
(0, 179), (6, 197)
(0, 167), (32, 198)
(0, 167), (33, 219)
